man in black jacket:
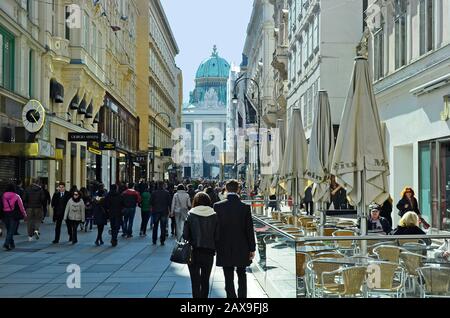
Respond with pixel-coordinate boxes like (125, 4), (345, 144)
(214, 180), (256, 299)
(23, 178), (46, 241)
(51, 182), (71, 244)
(150, 181), (171, 245)
(104, 184), (123, 247)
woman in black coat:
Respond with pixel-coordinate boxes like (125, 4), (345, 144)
(92, 184), (107, 246)
(104, 184), (123, 247)
(183, 192), (219, 298)
(396, 187), (421, 217)
(391, 211), (431, 245)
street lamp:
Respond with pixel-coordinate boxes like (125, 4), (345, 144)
(232, 75), (261, 178)
(152, 112), (172, 182)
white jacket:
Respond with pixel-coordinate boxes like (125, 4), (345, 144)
(64, 198), (85, 222)
(171, 190), (191, 214)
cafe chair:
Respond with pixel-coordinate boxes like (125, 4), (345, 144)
(332, 229), (358, 256)
(416, 267), (450, 298)
(373, 245), (404, 264)
(368, 241), (397, 257)
(321, 266), (368, 298)
(305, 259), (343, 298)
(305, 221), (318, 236)
(400, 252), (427, 295)
(336, 220), (356, 228)
(401, 242), (428, 256)
(296, 252), (312, 296)
(314, 251), (345, 259)
(365, 261), (407, 298)
(323, 227), (338, 236)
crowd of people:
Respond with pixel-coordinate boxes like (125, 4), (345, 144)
(0, 178), (256, 299)
(1, 177), (448, 298)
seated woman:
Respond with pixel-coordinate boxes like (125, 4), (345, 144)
(391, 211), (431, 245)
(434, 240), (449, 261)
(367, 203), (391, 234)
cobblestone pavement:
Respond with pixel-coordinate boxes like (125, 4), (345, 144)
(0, 210), (267, 298)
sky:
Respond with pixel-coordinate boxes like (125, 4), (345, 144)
(162, 0), (253, 104)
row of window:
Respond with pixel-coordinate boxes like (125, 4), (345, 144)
(293, 79), (319, 129)
(149, 14), (177, 81)
(288, 13), (319, 84)
(0, 25), (36, 99)
(373, 0), (435, 81)
(150, 84), (173, 128)
(150, 47), (175, 100)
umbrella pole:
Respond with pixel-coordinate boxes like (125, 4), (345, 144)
(359, 169), (368, 256)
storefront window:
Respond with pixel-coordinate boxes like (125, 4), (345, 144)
(419, 139), (450, 231)
(86, 152), (97, 186)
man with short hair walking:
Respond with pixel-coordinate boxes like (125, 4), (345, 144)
(150, 181), (171, 246)
(121, 183), (141, 238)
(23, 178), (46, 241)
(214, 180), (256, 298)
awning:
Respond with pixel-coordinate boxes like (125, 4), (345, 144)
(0, 141), (58, 160)
(78, 97), (87, 114)
(69, 94), (79, 110)
(50, 79), (64, 103)
(93, 112), (100, 124)
(85, 101), (93, 118)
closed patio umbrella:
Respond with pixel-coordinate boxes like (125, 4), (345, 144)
(271, 119), (286, 195)
(280, 108), (308, 214)
(259, 129), (272, 195)
(306, 90), (335, 206)
(331, 57), (390, 237)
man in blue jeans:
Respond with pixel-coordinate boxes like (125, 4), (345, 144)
(150, 181), (171, 246)
(121, 183), (141, 238)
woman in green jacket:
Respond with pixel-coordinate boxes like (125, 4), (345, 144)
(139, 187), (151, 236)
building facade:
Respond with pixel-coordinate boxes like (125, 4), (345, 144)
(181, 47), (230, 180)
(367, 0), (450, 230)
(0, 0), (139, 192)
(136, 0), (180, 182)
(286, 0), (364, 138)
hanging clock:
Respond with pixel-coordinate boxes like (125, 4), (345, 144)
(22, 100), (46, 133)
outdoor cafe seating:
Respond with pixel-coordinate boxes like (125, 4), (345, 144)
(252, 212), (450, 298)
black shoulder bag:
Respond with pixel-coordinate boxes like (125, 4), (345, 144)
(170, 238), (193, 265)
(6, 197), (24, 221)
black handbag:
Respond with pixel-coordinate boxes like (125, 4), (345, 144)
(170, 239), (193, 265)
(6, 197), (23, 221)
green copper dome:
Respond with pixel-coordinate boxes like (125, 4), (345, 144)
(195, 45), (230, 79)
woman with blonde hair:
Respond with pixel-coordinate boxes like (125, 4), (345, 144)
(391, 211), (431, 245)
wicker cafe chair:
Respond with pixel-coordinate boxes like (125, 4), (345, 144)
(323, 227), (338, 237)
(373, 245), (404, 264)
(417, 267), (450, 298)
(305, 259), (343, 298)
(298, 216), (315, 228)
(314, 251), (345, 259)
(400, 251), (427, 295)
(296, 252), (312, 296)
(271, 211), (281, 220)
(336, 220), (356, 228)
(321, 266), (368, 298)
(332, 230), (358, 255)
(305, 221), (318, 236)
(367, 240), (396, 257)
(366, 261), (407, 298)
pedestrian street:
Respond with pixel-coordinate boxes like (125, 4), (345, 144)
(0, 210), (267, 298)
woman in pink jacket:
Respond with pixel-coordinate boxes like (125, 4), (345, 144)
(2, 184), (27, 250)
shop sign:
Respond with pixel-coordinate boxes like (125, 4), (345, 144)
(38, 139), (54, 157)
(87, 141), (101, 155)
(100, 141), (116, 151)
(135, 154), (147, 162)
(68, 132), (101, 142)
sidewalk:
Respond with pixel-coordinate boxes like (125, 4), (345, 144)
(0, 210), (267, 298)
